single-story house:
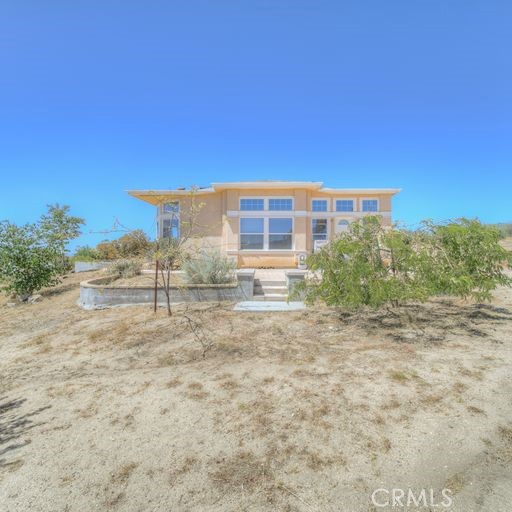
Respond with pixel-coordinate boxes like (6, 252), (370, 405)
(128, 181), (400, 268)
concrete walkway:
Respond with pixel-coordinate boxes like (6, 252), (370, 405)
(234, 301), (306, 312)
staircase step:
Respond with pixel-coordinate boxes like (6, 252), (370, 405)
(252, 294), (289, 302)
(254, 285), (288, 292)
(254, 279), (287, 287)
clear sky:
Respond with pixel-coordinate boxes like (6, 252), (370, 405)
(1, 1), (510, 250)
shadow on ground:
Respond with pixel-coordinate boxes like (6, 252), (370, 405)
(0, 396), (50, 468)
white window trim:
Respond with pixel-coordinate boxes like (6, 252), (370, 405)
(360, 197), (380, 212)
(311, 197), (330, 212)
(334, 197), (357, 213)
(239, 216), (294, 251)
(239, 196), (294, 212)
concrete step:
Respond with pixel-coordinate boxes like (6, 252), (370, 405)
(254, 279), (287, 287)
(254, 285), (288, 293)
(252, 294), (289, 302)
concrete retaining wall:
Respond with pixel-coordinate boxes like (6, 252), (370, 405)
(79, 269), (255, 309)
(285, 270), (307, 299)
(74, 261), (110, 273)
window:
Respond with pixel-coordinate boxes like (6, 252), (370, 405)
(240, 198), (264, 211)
(362, 199), (378, 212)
(269, 198), (292, 211)
(269, 218), (292, 250)
(336, 199), (354, 212)
(312, 199), (328, 212)
(312, 219), (328, 242)
(240, 218), (264, 250)
(162, 217), (179, 238)
(160, 201), (180, 238)
(336, 219), (350, 233)
(240, 217), (293, 250)
(163, 201), (179, 214)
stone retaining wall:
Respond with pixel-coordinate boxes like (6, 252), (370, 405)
(79, 269), (255, 310)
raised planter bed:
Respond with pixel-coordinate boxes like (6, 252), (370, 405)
(79, 269), (255, 309)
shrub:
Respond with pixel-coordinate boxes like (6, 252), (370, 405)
(107, 259), (142, 279)
(73, 245), (101, 262)
(183, 251), (236, 284)
(95, 230), (152, 260)
(299, 216), (511, 309)
(0, 205), (84, 300)
(422, 219), (512, 301)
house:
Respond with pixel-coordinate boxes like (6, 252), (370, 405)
(128, 181), (401, 268)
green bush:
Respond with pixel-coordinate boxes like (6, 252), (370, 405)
(72, 245), (101, 262)
(95, 230), (152, 260)
(107, 259), (143, 279)
(299, 216), (512, 309)
(0, 204), (84, 299)
(183, 251), (236, 284)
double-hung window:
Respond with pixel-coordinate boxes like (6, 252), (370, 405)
(312, 199), (328, 212)
(336, 199), (354, 212)
(362, 199), (378, 212)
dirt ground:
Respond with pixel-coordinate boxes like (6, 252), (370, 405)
(1, 271), (512, 512)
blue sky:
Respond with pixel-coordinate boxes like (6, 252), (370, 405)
(0, 1), (510, 251)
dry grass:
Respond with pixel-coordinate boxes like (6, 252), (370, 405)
(1, 270), (512, 511)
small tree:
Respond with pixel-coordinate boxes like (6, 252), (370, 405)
(300, 216), (511, 309)
(152, 189), (205, 316)
(0, 205), (84, 300)
(422, 218), (512, 302)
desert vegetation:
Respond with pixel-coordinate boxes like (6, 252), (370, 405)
(1, 270), (512, 510)
(300, 217), (512, 308)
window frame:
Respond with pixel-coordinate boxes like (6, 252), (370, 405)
(311, 198), (329, 212)
(361, 198), (379, 212)
(312, 218), (329, 242)
(335, 198), (355, 212)
(239, 196), (294, 212)
(158, 200), (180, 239)
(239, 216), (294, 251)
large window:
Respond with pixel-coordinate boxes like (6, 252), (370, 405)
(240, 218), (264, 250)
(336, 199), (354, 212)
(269, 198), (292, 211)
(269, 218), (292, 249)
(240, 198), (264, 211)
(362, 199), (378, 212)
(312, 219), (328, 242)
(160, 201), (180, 238)
(162, 218), (179, 238)
(240, 217), (293, 250)
(312, 199), (328, 212)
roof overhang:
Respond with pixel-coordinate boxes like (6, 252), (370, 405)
(211, 181), (324, 190)
(127, 183), (401, 206)
(127, 188), (215, 205)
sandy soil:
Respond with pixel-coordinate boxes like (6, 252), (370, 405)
(1, 271), (512, 511)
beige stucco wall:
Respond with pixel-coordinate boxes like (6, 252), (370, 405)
(154, 188), (397, 267)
